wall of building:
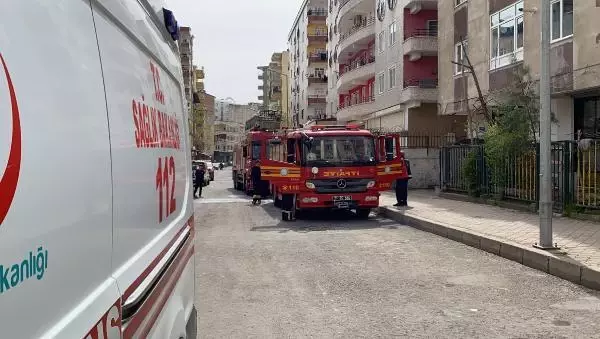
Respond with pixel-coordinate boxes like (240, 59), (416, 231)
(437, 0), (456, 115)
(281, 51), (291, 127)
(374, 3), (404, 115)
(404, 148), (440, 189)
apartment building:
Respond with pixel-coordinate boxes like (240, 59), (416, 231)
(289, 0), (329, 126)
(329, 0), (462, 135)
(281, 51), (291, 127)
(188, 65), (216, 157)
(213, 99), (258, 162)
(258, 52), (284, 111)
(438, 0), (596, 141)
(178, 26), (194, 107)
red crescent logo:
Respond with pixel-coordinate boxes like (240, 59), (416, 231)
(0, 53), (22, 225)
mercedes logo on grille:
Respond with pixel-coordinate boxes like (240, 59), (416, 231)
(336, 179), (347, 189)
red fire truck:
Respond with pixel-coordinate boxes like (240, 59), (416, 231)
(261, 124), (408, 220)
(232, 129), (277, 195)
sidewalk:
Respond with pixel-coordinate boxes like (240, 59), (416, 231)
(379, 190), (600, 290)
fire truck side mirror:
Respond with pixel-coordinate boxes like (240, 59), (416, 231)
(242, 146), (248, 158)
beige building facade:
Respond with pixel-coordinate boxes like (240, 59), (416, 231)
(289, 0), (329, 126)
(439, 0), (599, 141)
(178, 26), (194, 108)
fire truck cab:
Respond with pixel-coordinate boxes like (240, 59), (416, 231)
(263, 124), (408, 220)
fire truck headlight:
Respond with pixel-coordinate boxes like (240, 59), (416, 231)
(305, 181), (315, 189)
(365, 196), (379, 202)
(311, 167), (319, 174)
(280, 168), (288, 176)
(366, 180), (376, 189)
(385, 166), (391, 173)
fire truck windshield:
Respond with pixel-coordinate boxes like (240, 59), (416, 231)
(303, 136), (376, 167)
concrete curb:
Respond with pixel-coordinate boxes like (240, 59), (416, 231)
(381, 206), (600, 291)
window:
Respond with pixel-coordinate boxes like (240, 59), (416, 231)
(456, 0), (467, 6)
(378, 72), (385, 94)
(388, 66), (396, 89)
(454, 41), (468, 75)
(490, 1), (524, 70)
(551, 0), (573, 41)
(389, 22), (397, 46)
(427, 20), (438, 35)
(378, 31), (385, 53)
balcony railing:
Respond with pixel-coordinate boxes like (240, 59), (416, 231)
(307, 8), (327, 17)
(339, 56), (375, 76)
(404, 29), (437, 40)
(403, 78), (438, 88)
(339, 16), (375, 44)
(338, 95), (375, 111)
(308, 33), (328, 43)
(339, 0), (352, 8)
(309, 53), (328, 63)
(308, 75), (328, 84)
(308, 95), (327, 104)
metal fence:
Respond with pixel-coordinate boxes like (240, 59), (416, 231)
(440, 141), (577, 213)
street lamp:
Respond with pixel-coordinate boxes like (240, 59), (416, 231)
(524, 2), (557, 250)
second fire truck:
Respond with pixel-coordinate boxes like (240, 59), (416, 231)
(235, 124), (408, 220)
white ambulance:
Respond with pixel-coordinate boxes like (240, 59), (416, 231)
(0, 0), (196, 338)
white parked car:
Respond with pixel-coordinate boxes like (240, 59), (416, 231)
(0, 1), (196, 338)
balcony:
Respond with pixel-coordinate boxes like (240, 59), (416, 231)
(338, 17), (375, 59)
(405, 0), (438, 14)
(400, 79), (438, 105)
(339, 0), (371, 24)
(308, 95), (327, 105)
(308, 33), (328, 44)
(337, 96), (375, 122)
(308, 75), (328, 85)
(337, 57), (375, 92)
(307, 8), (327, 23)
(309, 52), (328, 64)
(403, 29), (438, 61)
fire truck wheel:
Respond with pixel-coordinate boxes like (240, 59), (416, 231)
(356, 208), (371, 219)
(281, 194), (294, 211)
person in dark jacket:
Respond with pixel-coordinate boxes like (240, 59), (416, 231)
(251, 160), (262, 201)
(394, 159), (412, 207)
(194, 164), (205, 199)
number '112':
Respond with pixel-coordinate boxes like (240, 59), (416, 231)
(156, 156), (176, 223)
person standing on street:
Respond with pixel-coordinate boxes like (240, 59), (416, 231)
(251, 160), (262, 204)
(194, 164), (205, 199)
(394, 159), (412, 207)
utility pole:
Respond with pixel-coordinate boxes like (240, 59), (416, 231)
(535, 0), (556, 249)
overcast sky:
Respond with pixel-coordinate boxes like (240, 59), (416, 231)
(167, 0), (300, 104)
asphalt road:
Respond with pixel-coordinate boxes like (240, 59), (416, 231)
(194, 169), (600, 339)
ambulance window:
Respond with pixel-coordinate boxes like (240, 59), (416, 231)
(251, 141), (261, 160)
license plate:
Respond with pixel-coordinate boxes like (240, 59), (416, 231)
(333, 195), (351, 202)
(335, 201), (350, 209)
